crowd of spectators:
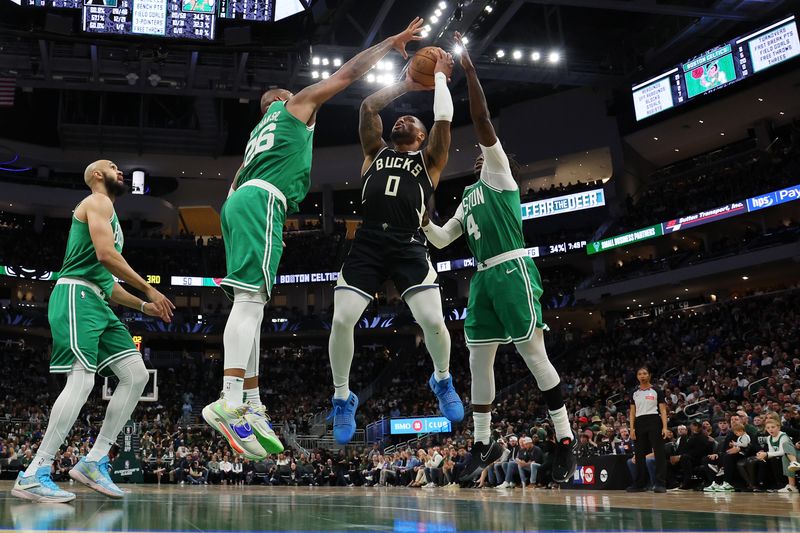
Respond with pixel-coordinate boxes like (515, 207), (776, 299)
(2, 288), (797, 492)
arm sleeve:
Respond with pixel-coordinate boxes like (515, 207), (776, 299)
(480, 139), (517, 192)
(422, 204), (464, 249)
(433, 72), (453, 122)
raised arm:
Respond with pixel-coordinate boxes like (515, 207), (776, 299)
(359, 77), (423, 173)
(285, 17), (424, 126)
(455, 32), (495, 147)
(424, 51), (455, 189)
(455, 32), (516, 192)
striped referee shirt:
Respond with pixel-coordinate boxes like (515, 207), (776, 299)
(631, 386), (666, 417)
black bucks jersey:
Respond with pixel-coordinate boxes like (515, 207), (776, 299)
(361, 147), (434, 231)
(337, 147), (439, 299)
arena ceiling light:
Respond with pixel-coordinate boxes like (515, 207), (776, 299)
(312, 57), (320, 65)
(311, 71), (320, 79)
(548, 51), (560, 63)
(333, 58), (342, 67)
(496, 49), (505, 58)
(439, 1), (447, 8)
(485, 5), (493, 13)
(512, 50), (523, 60)
(531, 51), (541, 61)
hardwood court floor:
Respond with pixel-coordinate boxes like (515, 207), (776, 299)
(1, 482), (799, 532)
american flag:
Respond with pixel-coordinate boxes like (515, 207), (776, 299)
(0, 77), (16, 108)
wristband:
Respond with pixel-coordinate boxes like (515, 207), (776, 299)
(140, 301), (147, 313)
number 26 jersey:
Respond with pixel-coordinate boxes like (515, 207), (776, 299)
(237, 100), (314, 215)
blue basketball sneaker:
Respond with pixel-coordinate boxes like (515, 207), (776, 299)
(69, 457), (124, 499)
(327, 392), (359, 445)
(11, 467), (75, 503)
(429, 373), (464, 422)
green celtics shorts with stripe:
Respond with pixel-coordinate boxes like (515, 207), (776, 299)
(464, 255), (547, 346)
(219, 180), (286, 300)
(48, 279), (139, 377)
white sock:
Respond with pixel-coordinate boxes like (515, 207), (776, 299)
(86, 437), (115, 462)
(329, 289), (370, 401)
(222, 376), (244, 408)
(24, 362), (95, 477)
(473, 411), (492, 444)
(87, 356), (149, 462)
(223, 289), (265, 407)
(244, 387), (262, 407)
(405, 289), (451, 383)
(25, 453), (55, 477)
(549, 406), (571, 440)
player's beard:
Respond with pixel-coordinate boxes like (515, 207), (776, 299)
(390, 128), (416, 146)
(104, 173), (128, 197)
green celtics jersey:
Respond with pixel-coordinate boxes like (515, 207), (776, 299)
(236, 100), (314, 214)
(59, 204), (123, 297)
(459, 180), (525, 263)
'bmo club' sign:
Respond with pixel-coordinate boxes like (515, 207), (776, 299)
(390, 417), (452, 435)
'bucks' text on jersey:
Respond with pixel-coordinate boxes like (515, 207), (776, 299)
(361, 147), (433, 230)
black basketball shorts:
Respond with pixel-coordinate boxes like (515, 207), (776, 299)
(336, 228), (438, 300)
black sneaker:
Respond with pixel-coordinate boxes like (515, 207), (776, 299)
(552, 434), (577, 483)
(653, 485), (667, 493)
(626, 486), (647, 492)
(459, 440), (502, 482)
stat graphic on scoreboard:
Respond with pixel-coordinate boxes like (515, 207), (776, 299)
(633, 15), (799, 121)
(82, 0), (215, 39)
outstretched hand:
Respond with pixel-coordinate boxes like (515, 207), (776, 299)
(454, 31), (473, 70)
(391, 17), (425, 60)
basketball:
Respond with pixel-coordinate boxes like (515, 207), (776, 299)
(409, 46), (452, 87)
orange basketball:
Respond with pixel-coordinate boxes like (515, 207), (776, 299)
(408, 46), (452, 88)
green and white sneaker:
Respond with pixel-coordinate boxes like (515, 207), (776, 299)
(11, 467), (76, 503)
(202, 396), (267, 460)
(245, 403), (284, 454)
(718, 481), (735, 491)
(703, 482), (721, 492)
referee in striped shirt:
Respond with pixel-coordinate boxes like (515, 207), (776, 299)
(628, 366), (668, 493)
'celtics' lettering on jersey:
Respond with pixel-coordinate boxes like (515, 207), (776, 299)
(460, 180), (525, 263)
(362, 148), (433, 230)
(59, 208), (123, 297)
(237, 100), (314, 214)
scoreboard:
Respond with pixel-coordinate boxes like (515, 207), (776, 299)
(83, 0), (216, 40)
(633, 15), (800, 121)
(21, 0), (312, 40)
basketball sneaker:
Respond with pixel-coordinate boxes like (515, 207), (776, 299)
(202, 396), (267, 460)
(459, 440), (502, 482)
(69, 457), (124, 499)
(551, 433), (577, 483)
(777, 484), (798, 493)
(244, 403), (284, 454)
(703, 482), (721, 492)
(11, 467), (76, 503)
(428, 374), (464, 422)
(327, 392), (359, 445)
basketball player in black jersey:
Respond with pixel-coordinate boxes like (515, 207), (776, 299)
(327, 50), (463, 445)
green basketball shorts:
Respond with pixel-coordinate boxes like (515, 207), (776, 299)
(464, 256), (547, 346)
(220, 180), (286, 300)
(48, 278), (140, 377)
